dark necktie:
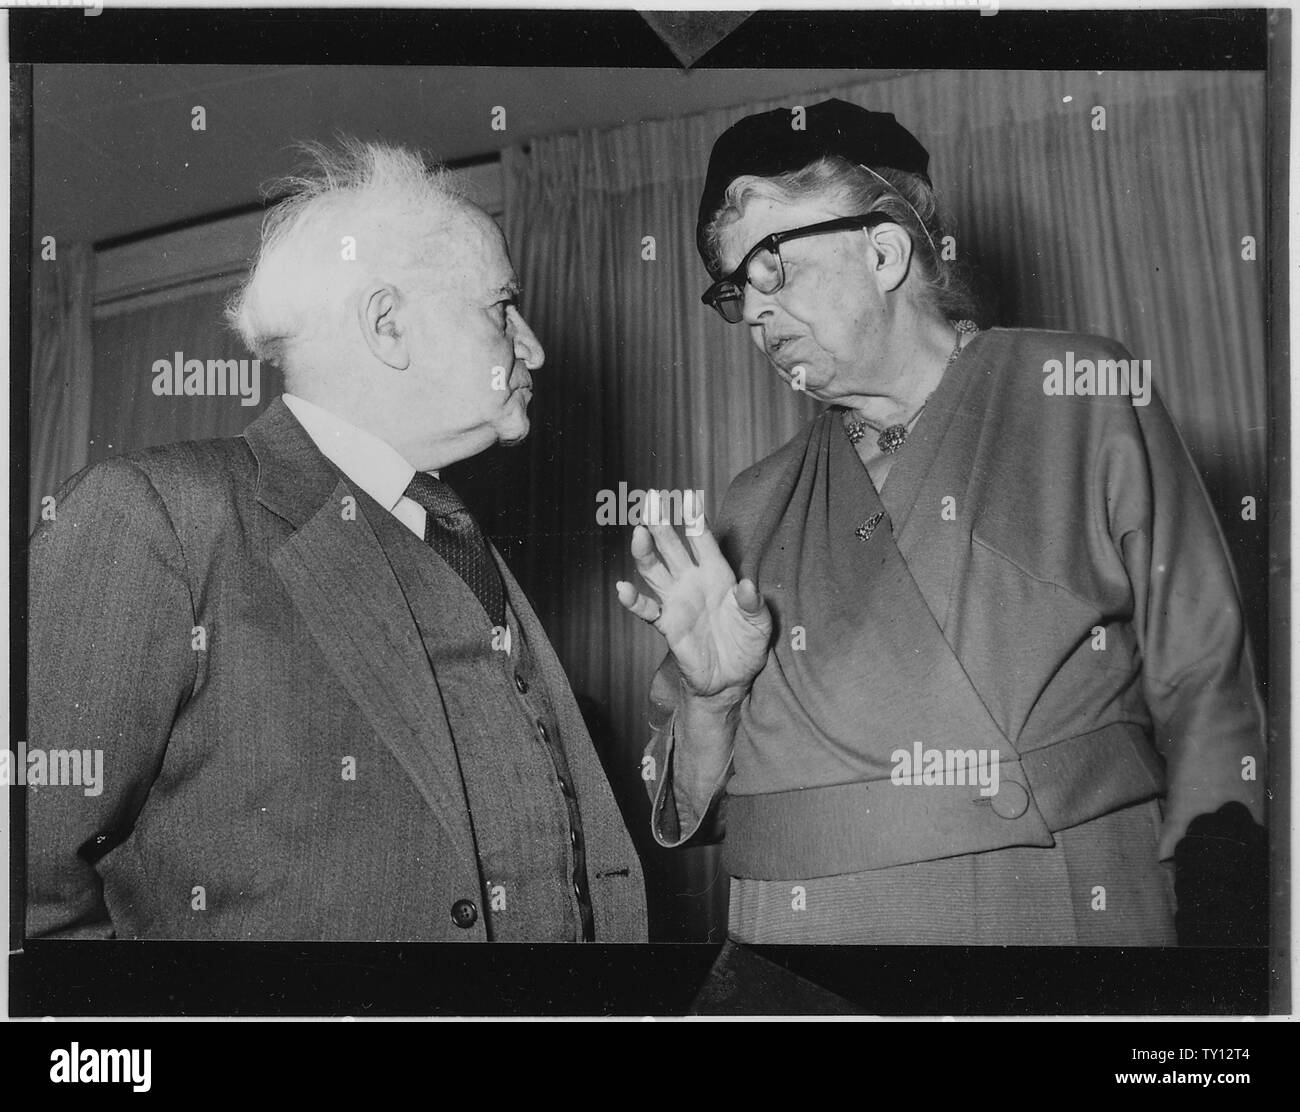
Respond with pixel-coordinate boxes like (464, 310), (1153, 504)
(403, 472), (506, 629)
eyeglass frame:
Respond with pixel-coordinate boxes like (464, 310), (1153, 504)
(700, 212), (897, 323)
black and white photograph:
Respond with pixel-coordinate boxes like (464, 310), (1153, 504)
(4, 1), (1291, 1045)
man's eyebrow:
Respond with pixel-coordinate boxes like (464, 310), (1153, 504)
(492, 280), (522, 299)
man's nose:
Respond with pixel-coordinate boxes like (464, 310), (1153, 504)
(510, 308), (545, 370)
(740, 282), (778, 326)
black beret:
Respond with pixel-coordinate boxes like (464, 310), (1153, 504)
(696, 98), (931, 269)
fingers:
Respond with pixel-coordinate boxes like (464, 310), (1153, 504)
(683, 504), (725, 565)
(630, 525), (674, 594)
(734, 577), (765, 615)
(615, 580), (662, 624)
(644, 490), (694, 576)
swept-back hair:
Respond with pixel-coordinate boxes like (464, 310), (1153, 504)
(227, 137), (465, 368)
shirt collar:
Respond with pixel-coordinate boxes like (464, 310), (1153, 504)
(281, 393), (421, 513)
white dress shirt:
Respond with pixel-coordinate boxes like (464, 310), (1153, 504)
(282, 393), (431, 540)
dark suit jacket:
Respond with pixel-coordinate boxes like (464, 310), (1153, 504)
(26, 399), (647, 941)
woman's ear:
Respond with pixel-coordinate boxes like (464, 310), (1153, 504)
(866, 222), (914, 293)
(358, 283), (410, 371)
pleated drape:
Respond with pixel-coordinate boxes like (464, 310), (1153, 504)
(499, 70), (1268, 941)
(86, 283), (271, 470)
(30, 242), (95, 533)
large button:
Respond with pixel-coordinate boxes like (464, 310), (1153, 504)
(450, 899), (478, 929)
(989, 781), (1030, 820)
(514, 673), (528, 694)
(538, 723), (549, 745)
(558, 776), (573, 797)
(570, 828), (578, 848)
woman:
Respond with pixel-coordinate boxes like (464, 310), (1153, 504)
(615, 98), (1267, 945)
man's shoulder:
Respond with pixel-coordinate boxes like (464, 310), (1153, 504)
(126, 433), (254, 479)
(53, 434), (259, 529)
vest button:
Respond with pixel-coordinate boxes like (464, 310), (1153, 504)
(450, 899), (478, 929)
(515, 673), (528, 694)
(989, 781), (1030, 820)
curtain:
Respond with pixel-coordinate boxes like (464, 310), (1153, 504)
(30, 241), (95, 533)
(88, 282), (274, 469)
(497, 70), (1268, 941)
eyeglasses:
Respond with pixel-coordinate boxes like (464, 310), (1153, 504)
(701, 213), (895, 324)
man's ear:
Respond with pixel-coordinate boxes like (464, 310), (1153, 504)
(358, 284), (410, 371)
(865, 223), (914, 294)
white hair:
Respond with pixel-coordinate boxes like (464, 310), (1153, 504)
(227, 137), (467, 370)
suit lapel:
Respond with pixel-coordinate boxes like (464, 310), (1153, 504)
(244, 399), (481, 865)
(243, 398), (341, 529)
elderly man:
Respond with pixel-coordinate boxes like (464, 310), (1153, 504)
(26, 139), (647, 942)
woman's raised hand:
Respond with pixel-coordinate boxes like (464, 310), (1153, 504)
(615, 490), (772, 702)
